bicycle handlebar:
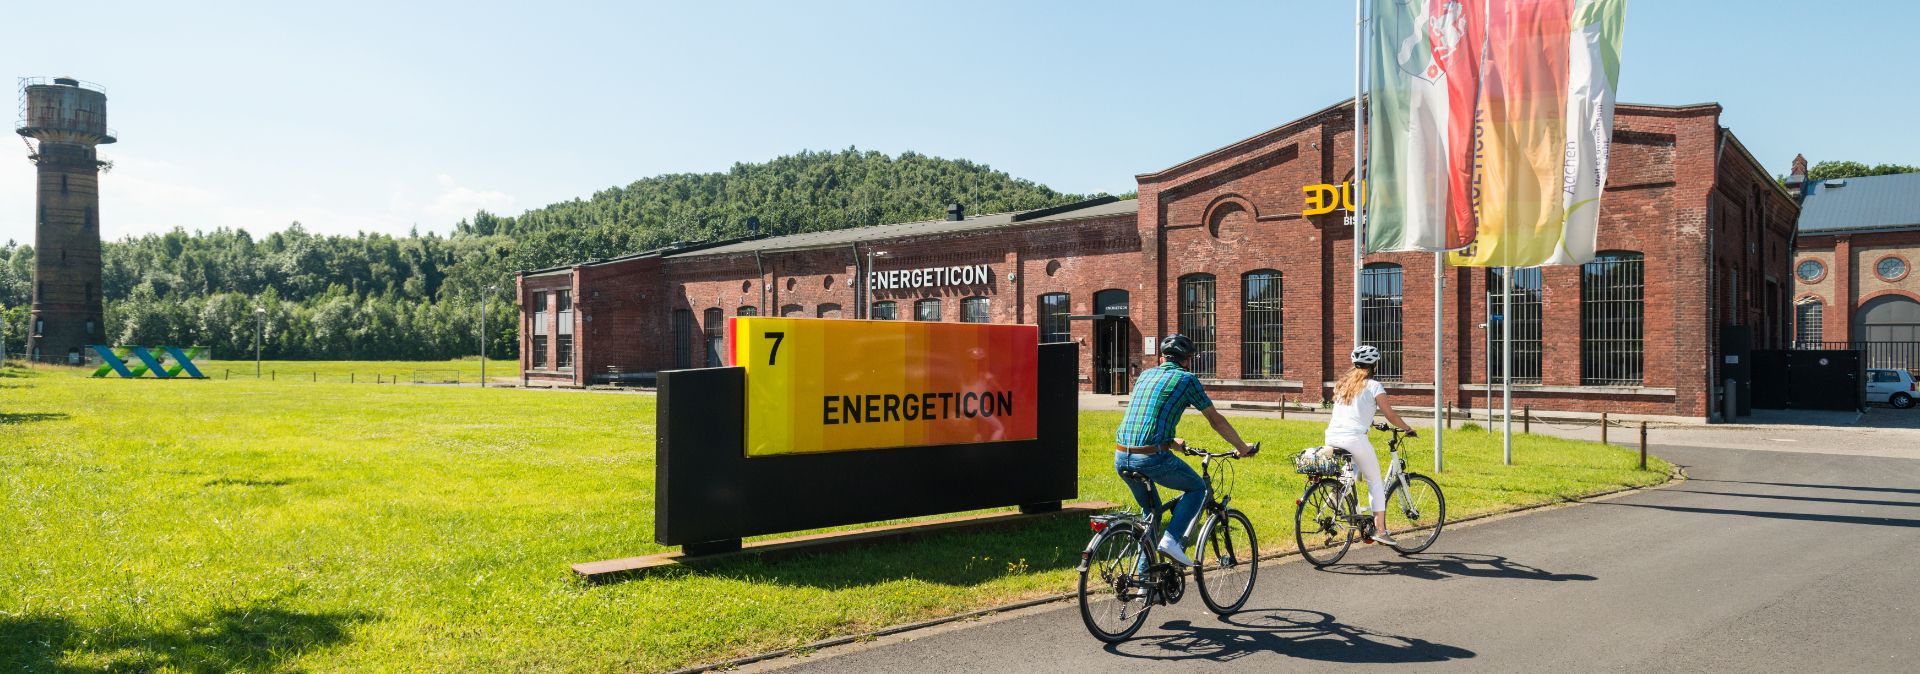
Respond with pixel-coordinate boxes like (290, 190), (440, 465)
(1371, 422), (1419, 438)
(1179, 441), (1260, 458)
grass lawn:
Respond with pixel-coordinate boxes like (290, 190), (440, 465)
(0, 362), (1669, 672)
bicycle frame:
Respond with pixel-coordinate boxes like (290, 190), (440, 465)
(1309, 428), (1419, 524)
(1079, 450), (1237, 572)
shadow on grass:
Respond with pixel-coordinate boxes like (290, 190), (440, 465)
(204, 477), (298, 488)
(0, 411), (68, 425)
(651, 516), (1095, 590)
(1315, 552), (1596, 582)
(1105, 609), (1475, 664)
(0, 605), (375, 673)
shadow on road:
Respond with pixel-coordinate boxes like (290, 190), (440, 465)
(1667, 489), (1920, 509)
(1314, 552), (1596, 582)
(1686, 479), (1920, 497)
(1596, 501), (1920, 528)
(1105, 609), (1474, 664)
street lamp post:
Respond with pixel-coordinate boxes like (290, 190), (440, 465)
(481, 285), (499, 387)
(254, 307), (266, 377)
(862, 250), (889, 318)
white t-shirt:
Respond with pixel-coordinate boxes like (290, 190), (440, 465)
(1326, 379), (1386, 439)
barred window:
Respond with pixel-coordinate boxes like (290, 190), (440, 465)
(871, 301), (897, 320)
(1038, 293), (1071, 343)
(1581, 251), (1645, 386)
(532, 335), (549, 369)
(1178, 274), (1218, 377)
(780, 304), (803, 317)
(704, 308), (725, 367)
(1487, 267), (1544, 384)
(817, 303), (843, 319)
(737, 306), (757, 316)
(960, 297), (990, 323)
(1241, 271), (1283, 379)
(1360, 263), (1404, 380)
(672, 309), (693, 369)
(915, 298), (942, 321)
(1795, 299), (1822, 344)
(556, 334), (574, 369)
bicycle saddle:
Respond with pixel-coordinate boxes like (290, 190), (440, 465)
(1327, 447), (1355, 458)
(1118, 469), (1154, 484)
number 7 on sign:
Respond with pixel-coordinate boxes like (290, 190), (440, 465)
(765, 332), (784, 365)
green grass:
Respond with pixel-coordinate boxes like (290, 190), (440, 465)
(0, 362), (1669, 672)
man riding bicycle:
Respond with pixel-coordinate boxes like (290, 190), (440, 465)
(1114, 333), (1256, 567)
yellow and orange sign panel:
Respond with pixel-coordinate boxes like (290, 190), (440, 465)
(725, 317), (1038, 457)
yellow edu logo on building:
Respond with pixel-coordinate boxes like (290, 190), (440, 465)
(1302, 181), (1365, 216)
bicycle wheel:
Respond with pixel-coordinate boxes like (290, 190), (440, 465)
(1194, 509), (1259, 615)
(1078, 525), (1153, 643)
(1384, 473), (1446, 555)
(1295, 479), (1353, 566)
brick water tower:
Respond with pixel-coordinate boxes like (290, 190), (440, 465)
(16, 77), (114, 364)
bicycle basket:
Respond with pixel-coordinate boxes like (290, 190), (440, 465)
(1293, 446), (1342, 475)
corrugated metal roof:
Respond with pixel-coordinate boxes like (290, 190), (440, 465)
(1797, 172), (1920, 233)
(668, 197), (1138, 258)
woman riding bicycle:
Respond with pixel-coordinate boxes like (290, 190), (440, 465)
(1326, 345), (1417, 546)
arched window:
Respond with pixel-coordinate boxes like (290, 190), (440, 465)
(817, 303), (843, 319)
(1487, 267), (1543, 384)
(737, 306), (758, 316)
(1582, 251), (1644, 385)
(780, 304), (804, 317)
(1857, 295), (1920, 342)
(1178, 273), (1217, 377)
(1794, 299), (1823, 345)
(1038, 293), (1071, 343)
(703, 308), (725, 366)
(871, 300), (898, 320)
(915, 298), (942, 322)
(1241, 271), (1283, 379)
(1360, 263), (1403, 380)
(960, 297), (991, 323)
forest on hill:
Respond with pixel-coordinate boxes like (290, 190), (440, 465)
(0, 149), (1092, 361)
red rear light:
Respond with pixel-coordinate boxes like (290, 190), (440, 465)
(1090, 520), (1108, 533)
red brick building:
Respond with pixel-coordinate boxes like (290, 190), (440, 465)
(1787, 163), (1920, 371)
(518, 100), (1795, 420)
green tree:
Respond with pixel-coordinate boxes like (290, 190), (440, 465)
(1806, 160), (1920, 181)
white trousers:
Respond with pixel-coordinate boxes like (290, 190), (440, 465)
(1325, 434), (1387, 512)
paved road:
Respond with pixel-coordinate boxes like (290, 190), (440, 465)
(758, 443), (1920, 673)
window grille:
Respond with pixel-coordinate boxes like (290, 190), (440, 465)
(737, 306), (757, 316)
(961, 297), (990, 323)
(556, 334), (574, 369)
(1178, 274), (1218, 377)
(704, 308), (725, 366)
(1241, 271), (1283, 379)
(1360, 264), (1404, 381)
(1581, 252), (1645, 386)
(1486, 267), (1543, 384)
(532, 335), (548, 369)
(915, 298), (942, 321)
(1795, 300), (1822, 344)
(871, 301), (897, 320)
(1038, 293), (1071, 343)
(672, 309), (692, 369)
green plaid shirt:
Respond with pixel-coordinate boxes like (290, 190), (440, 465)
(1115, 362), (1213, 447)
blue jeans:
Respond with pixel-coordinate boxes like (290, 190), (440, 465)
(1114, 450), (1208, 544)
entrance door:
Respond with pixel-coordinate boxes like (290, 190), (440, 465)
(1093, 318), (1132, 394)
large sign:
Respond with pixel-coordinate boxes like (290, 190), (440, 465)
(725, 317), (1038, 457)
(868, 264), (992, 290)
(1302, 181), (1366, 216)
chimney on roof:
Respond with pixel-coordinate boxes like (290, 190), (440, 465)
(947, 203), (965, 221)
(1785, 153), (1808, 200)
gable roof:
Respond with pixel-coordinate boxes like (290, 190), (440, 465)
(1797, 172), (1920, 234)
(665, 197), (1136, 259)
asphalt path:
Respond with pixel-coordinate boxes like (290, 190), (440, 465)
(757, 443), (1920, 673)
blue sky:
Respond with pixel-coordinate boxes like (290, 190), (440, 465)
(3, 1), (1914, 244)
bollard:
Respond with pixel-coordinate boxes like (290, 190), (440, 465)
(224, 369), (230, 380)
(1523, 406), (1531, 434)
(1446, 402), (1454, 429)
(1601, 412), (1609, 445)
(376, 374), (382, 384)
(272, 371), (276, 381)
(1639, 421), (1648, 470)
(1279, 395), (1287, 419)
(351, 373), (355, 384)
(312, 372), (317, 382)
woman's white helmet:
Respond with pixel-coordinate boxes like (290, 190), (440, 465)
(1350, 345), (1382, 365)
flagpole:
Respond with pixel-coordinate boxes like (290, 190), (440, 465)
(1351, 0), (1365, 352)
(1502, 265), (1513, 465)
(1434, 254), (1445, 472)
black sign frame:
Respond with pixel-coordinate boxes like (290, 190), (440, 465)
(656, 343), (1080, 553)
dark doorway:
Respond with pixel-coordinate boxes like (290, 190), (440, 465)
(1085, 289), (1132, 394)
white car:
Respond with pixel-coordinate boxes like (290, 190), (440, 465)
(1867, 368), (1917, 409)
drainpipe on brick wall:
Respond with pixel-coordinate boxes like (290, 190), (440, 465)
(1706, 127), (1726, 421)
(849, 244), (863, 318)
(754, 251), (768, 315)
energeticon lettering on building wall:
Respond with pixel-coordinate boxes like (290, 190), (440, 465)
(517, 99), (1798, 420)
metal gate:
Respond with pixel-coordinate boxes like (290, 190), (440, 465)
(1750, 349), (1863, 411)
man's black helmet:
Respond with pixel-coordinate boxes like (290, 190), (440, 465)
(1160, 333), (1196, 358)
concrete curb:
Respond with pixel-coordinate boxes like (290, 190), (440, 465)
(667, 464), (1687, 674)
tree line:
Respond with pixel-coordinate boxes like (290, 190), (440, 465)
(0, 148), (1090, 360)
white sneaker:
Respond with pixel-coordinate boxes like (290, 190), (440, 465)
(1157, 537), (1196, 566)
